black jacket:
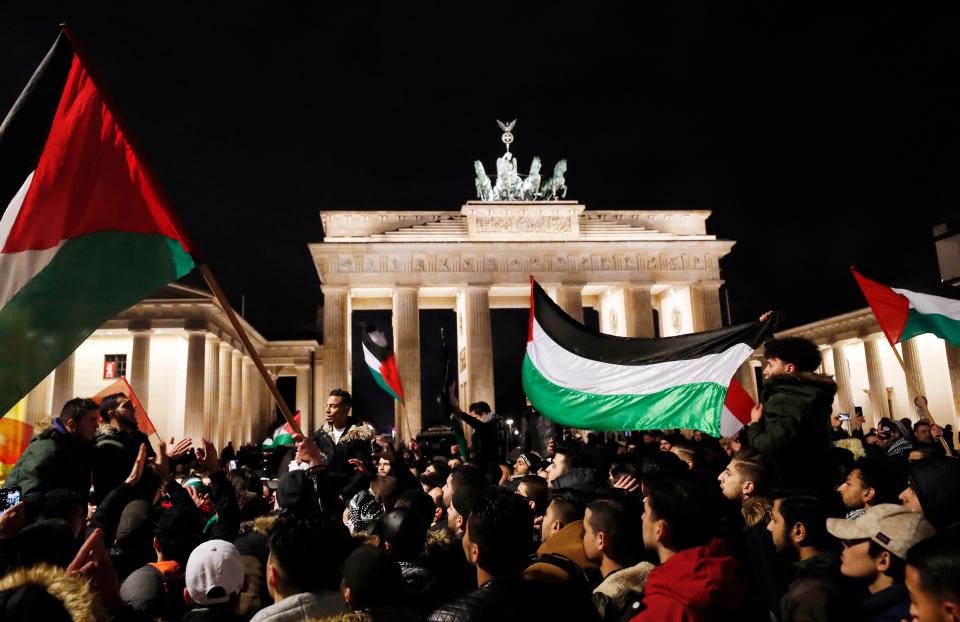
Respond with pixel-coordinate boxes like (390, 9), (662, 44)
(92, 425), (154, 504)
(428, 577), (600, 622)
(747, 373), (837, 492)
(779, 552), (859, 622)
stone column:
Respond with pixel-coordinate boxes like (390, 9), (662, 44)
(202, 334), (220, 444)
(556, 283), (584, 323)
(863, 337), (891, 425)
(241, 356), (255, 444)
(830, 342), (856, 417)
(295, 364), (312, 432)
(623, 284), (656, 338)
(691, 282), (723, 331)
(184, 330), (207, 442)
(393, 286), (422, 440)
(321, 286), (350, 397)
(129, 326), (151, 410)
(230, 350), (243, 445)
(461, 286), (495, 409)
(901, 338), (926, 399)
(217, 342), (233, 450)
(946, 343), (960, 421)
(51, 352), (76, 411)
(25, 374), (53, 425)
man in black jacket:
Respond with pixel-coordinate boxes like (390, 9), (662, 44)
(92, 392), (156, 504)
(428, 488), (599, 622)
(746, 336), (837, 492)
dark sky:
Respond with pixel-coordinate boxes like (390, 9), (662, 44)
(2, 3), (958, 424)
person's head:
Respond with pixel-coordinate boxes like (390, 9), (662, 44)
(341, 545), (402, 611)
(380, 508), (429, 562)
(541, 491), (586, 542)
(877, 418), (905, 447)
(914, 421), (933, 444)
(442, 463), (487, 508)
(325, 389), (352, 428)
(865, 431), (879, 445)
(583, 497), (643, 569)
(393, 488), (436, 531)
(267, 515), (348, 601)
(516, 475), (549, 516)
(377, 456), (393, 478)
(902, 457), (960, 533)
(468, 401), (491, 418)
(546, 441), (583, 485)
(448, 485), (483, 535)
(154, 502), (201, 565)
(463, 489), (533, 578)
(718, 449), (769, 503)
(369, 476), (400, 512)
(57, 398), (99, 442)
(837, 457), (905, 511)
(768, 495), (832, 557)
(513, 453), (542, 477)
(827, 504), (935, 590)
(98, 392), (138, 429)
(761, 337), (821, 380)
(39, 489), (85, 539)
(669, 442), (696, 470)
(184, 540), (246, 609)
(906, 532), (960, 622)
(642, 477), (714, 561)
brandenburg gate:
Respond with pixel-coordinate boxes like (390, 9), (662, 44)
(309, 122), (735, 439)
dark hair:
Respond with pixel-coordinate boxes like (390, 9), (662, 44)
(227, 467), (263, 495)
(468, 401), (491, 415)
(237, 491), (270, 522)
(868, 540), (906, 582)
(553, 440), (585, 469)
(587, 497), (643, 567)
(907, 532), (960, 605)
(58, 398), (98, 427)
(394, 488), (436, 530)
(39, 489), (84, 522)
(380, 508), (429, 561)
(548, 491), (586, 527)
(853, 457), (905, 506)
(369, 476), (400, 511)
(776, 495), (832, 550)
(329, 388), (352, 410)
(762, 337), (822, 372)
(452, 485), (484, 519)
(98, 392), (127, 422)
(467, 489), (533, 576)
(269, 515), (349, 592)
(914, 420), (931, 431)
(609, 461), (640, 481)
(644, 477), (715, 551)
(450, 463), (488, 493)
(517, 475), (549, 515)
(731, 449), (771, 496)
(155, 506), (201, 564)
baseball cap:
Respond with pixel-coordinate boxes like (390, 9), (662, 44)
(185, 540), (245, 605)
(826, 503), (936, 560)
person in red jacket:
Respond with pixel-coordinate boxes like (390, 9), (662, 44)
(630, 476), (765, 622)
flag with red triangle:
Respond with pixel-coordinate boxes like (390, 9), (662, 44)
(91, 377), (157, 438)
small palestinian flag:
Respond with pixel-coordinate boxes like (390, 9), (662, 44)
(852, 268), (960, 347)
(262, 411), (301, 449)
(361, 325), (404, 402)
(522, 278), (774, 436)
(0, 31), (195, 418)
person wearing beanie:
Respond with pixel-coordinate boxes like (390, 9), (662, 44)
(827, 504), (936, 621)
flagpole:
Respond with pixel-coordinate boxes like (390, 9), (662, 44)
(198, 264), (302, 437)
(884, 340), (952, 456)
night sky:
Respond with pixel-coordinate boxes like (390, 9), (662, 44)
(2, 4), (957, 429)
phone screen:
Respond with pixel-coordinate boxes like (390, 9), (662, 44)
(228, 460), (238, 471)
(1, 487), (21, 510)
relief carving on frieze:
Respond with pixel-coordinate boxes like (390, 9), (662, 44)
(483, 257), (499, 272)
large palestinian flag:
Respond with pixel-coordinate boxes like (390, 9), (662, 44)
(361, 325), (404, 402)
(0, 31), (195, 417)
(852, 268), (960, 347)
(522, 279), (774, 436)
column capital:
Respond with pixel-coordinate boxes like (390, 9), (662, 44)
(393, 285), (420, 294)
(463, 284), (491, 294)
(321, 284), (350, 296)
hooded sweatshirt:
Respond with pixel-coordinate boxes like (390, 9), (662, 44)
(908, 456), (960, 533)
(629, 539), (763, 622)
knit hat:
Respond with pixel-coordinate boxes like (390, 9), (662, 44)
(346, 490), (385, 535)
(826, 503), (936, 559)
(185, 540), (245, 606)
(517, 452), (544, 473)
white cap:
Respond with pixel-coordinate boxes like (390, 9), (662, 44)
(185, 539), (245, 605)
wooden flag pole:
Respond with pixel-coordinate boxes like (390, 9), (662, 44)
(886, 340), (952, 456)
(198, 264), (302, 438)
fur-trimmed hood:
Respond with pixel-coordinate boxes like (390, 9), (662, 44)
(593, 561), (654, 600)
(319, 417), (376, 445)
(0, 564), (102, 622)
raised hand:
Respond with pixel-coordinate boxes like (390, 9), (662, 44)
(165, 436), (193, 459)
(124, 443), (148, 486)
(294, 433), (325, 467)
(612, 475), (640, 493)
(0, 502), (25, 539)
(67, 528), (121, 610)
(196, 438), (220, 473)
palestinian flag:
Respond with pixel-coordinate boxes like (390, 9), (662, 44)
(92, 377), (157, 438)
(0, 399), (32, 484)
(0, 31), (195, 417)
(361, 325), (404, 402)
(852, 268), (960, 347)
(262, 411), (301, 449)
(522, 279), (774, 436)
(720, 377), (755, 438)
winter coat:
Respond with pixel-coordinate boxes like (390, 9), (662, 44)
(313, 416), (376, 475)
(0, 563), (101, 622)
(628, 539), (764, 622)
(119, 560), (187, 621)
(591, 561), (654, 621)
(249, 590), (347, 622)
(92, 424), (155, 504)
(550, 467), (598, 493)
(4, 420), (92, 501)
(427, 576), (601, 622)
(746, 372), (837, 492)
(779, 552), (859, 622)
(860, 582), (910, 622)
(524, 520), (601, 586)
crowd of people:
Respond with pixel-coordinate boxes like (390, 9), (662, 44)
(1, 335), (960, 622)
